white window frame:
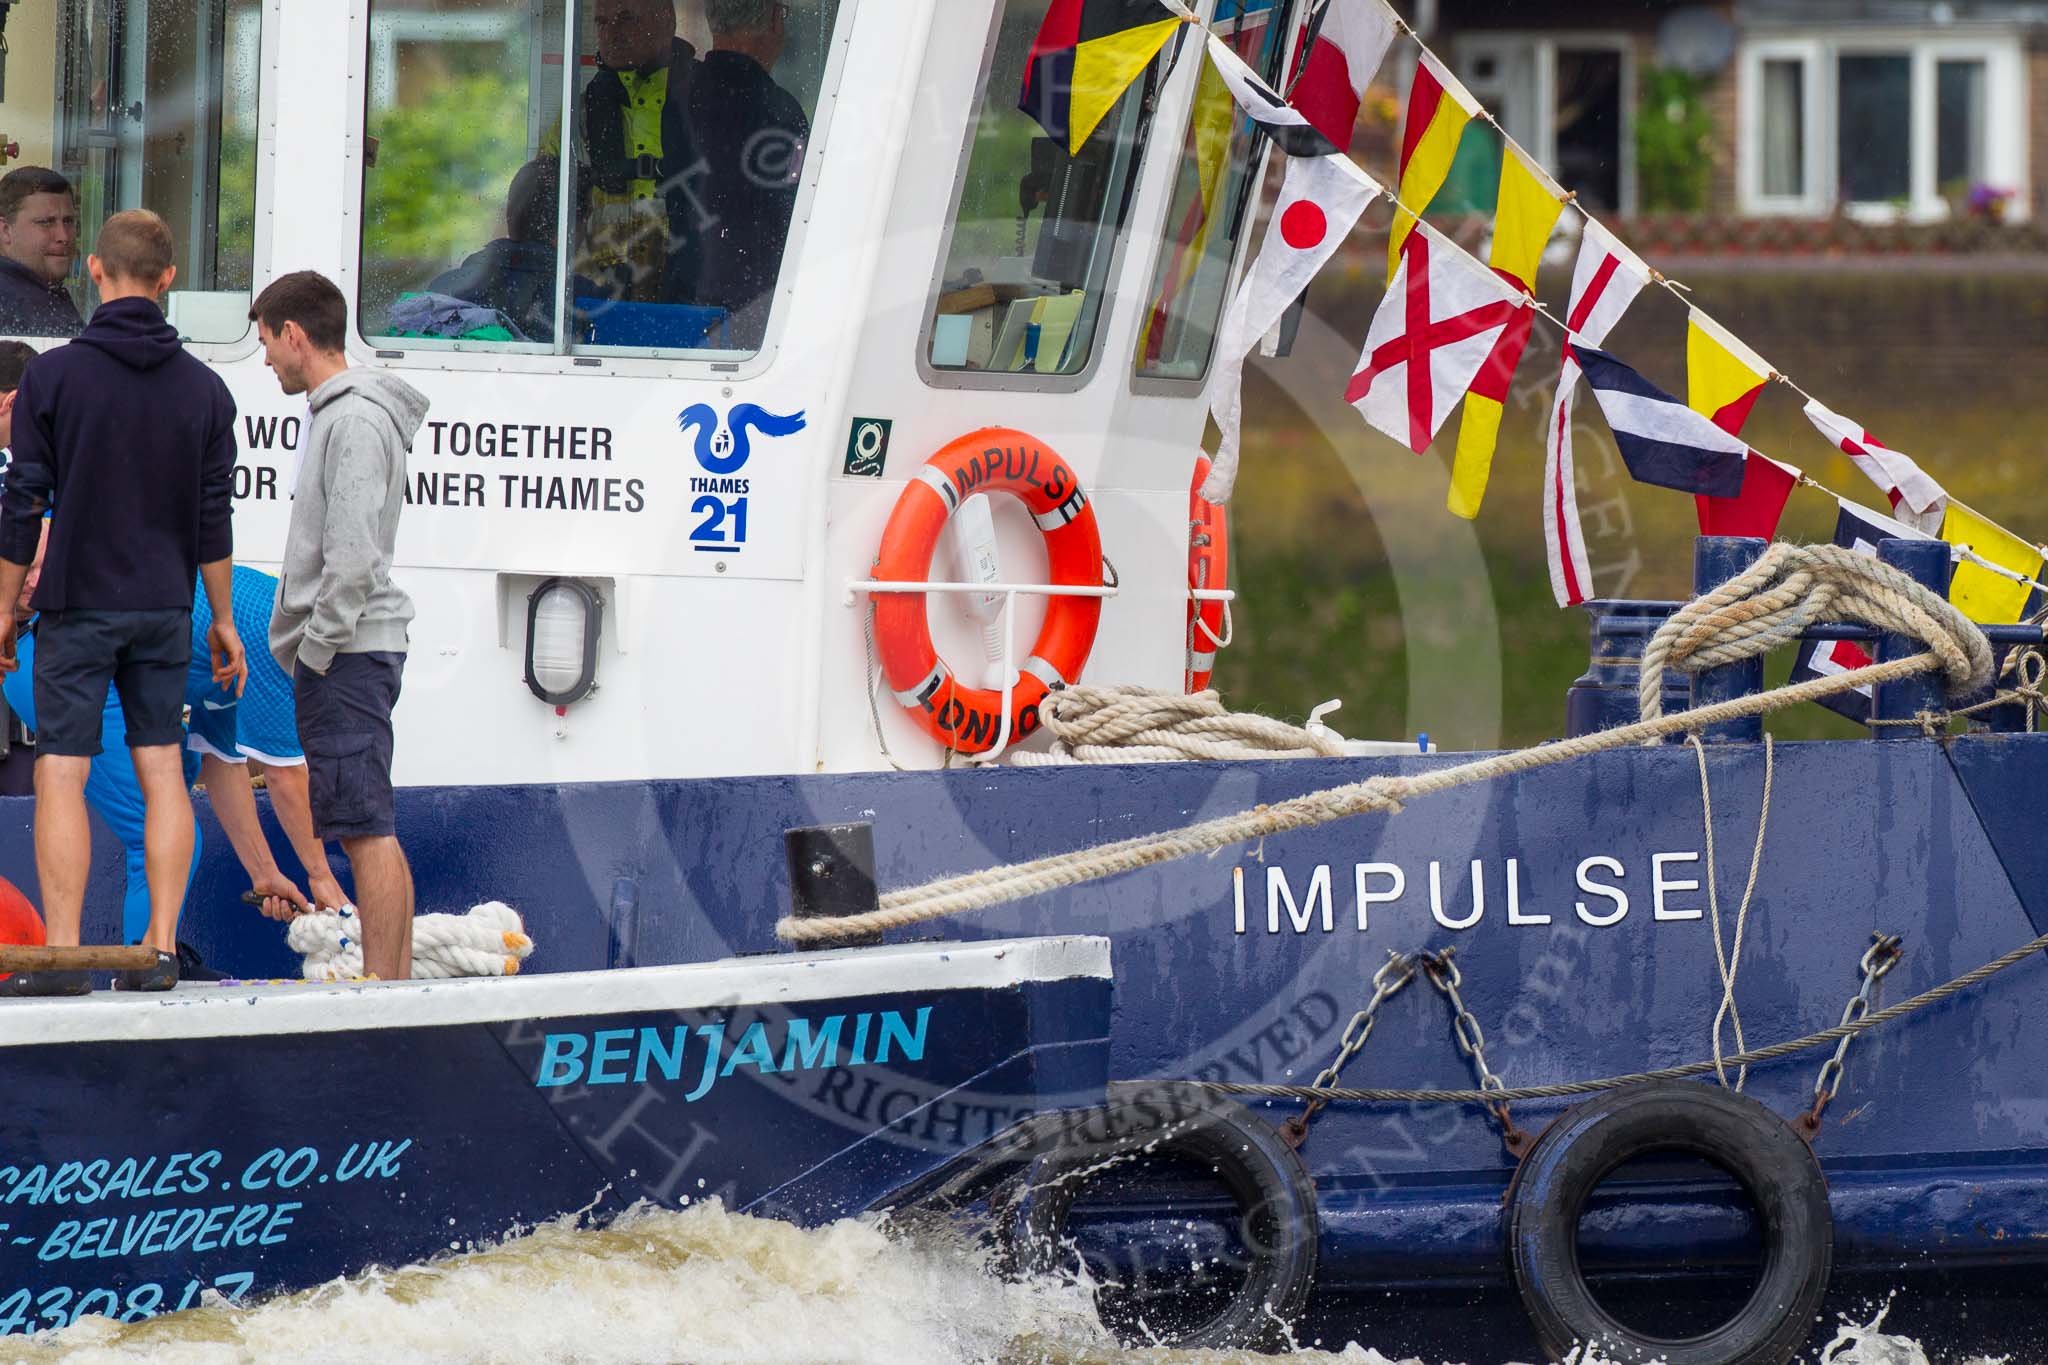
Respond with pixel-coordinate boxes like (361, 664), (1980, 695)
(1450, 31), (1637, 216)
(343, 0), (859, 379)
(1738, 28), (2028, 223)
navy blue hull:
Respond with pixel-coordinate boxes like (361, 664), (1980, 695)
(13, 733), (2048, 1307)
(0, 944), (1111, 1335)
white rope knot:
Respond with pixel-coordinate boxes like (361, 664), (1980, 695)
(1639, 542), (1994, 727)
(1011, 684), (1349, 766)
(288, 901), (535, 981)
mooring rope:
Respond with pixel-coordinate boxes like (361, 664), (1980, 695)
(1195, 925), (2048, 1106)
(776, 545), (1994, 946)
(1010, 685), (1347, 766)
(1690, 732), (1774, 1090)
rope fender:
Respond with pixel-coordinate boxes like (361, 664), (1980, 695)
(288, 900), (534, 981)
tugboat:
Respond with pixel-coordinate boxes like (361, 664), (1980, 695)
(2, 1), (2046, 1361)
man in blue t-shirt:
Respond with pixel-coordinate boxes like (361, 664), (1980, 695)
(188, 565), (346, 920)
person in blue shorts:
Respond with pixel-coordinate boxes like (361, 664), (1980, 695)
(0, 566), (340, 954)
(188, 565), (347, 921)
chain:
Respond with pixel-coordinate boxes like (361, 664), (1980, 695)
(1279, 951), (1413, 1148)
(1422, 949), (1531, 1158)
(1796, 932), (1903, 1141)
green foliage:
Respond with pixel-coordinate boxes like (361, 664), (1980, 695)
(1637, 67), (1714, 213)
(363, 71), (531, 264)
(217, 128), (257, 291)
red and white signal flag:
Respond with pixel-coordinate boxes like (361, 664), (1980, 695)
(1544, 219), (1651, 608)
(1201, 151), (1379, 503)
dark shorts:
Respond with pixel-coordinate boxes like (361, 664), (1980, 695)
(294, 651), (404, 841)
(33, 608), (191, 757)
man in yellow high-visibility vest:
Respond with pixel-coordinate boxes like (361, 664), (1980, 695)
(575, 0), (703, 304)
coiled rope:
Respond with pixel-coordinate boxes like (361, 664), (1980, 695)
(1638, 541), (1992, 726)
(778, 543), (1989, 946)
(1011, 685), (1347, 765)
(289, 901), (534, 981)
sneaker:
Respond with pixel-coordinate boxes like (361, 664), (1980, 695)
(113, 951), (178, 993)
(174, 942), (225, 983)
(0, 969), (91, 997)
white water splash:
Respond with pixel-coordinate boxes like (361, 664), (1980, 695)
(1819, 1294), (2007, 1365)
(0, 1203), (1959, 1365)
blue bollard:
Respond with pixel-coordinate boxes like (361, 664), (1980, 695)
(1872, 539), (1952, 741)
(1565, 600), (1688, 739)
(1691, 537), (1768, 743)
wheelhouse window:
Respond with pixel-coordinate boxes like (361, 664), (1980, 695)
(0, 0), (263, 341)
(1740, 35), (2024, 221)
(1134, 0), (1301, 383)
(358, 0), (843, 359)
(925, 0), (1168, 380)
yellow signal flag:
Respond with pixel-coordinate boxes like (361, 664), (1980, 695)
(1446, 149), (1563, 520)
(1068, 17), (1183, 154)
(1941, 503), (2044, 625)
(1487, 149), (1566, 288)
(1685, 311), (1773, 437)
(1387, 52), (1481, 283)
(1138, 53), (1236, 362)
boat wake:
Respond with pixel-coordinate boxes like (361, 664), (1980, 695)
(3, 1201), (1971, 1365)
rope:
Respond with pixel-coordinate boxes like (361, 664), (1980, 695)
(779, 549), (1989, 945)
(1638, 543), (1992, 728)
(1197, 926), (2048, 1106)
(289, 901), (534, 981)
(1010, 685), (1347, 766)
(1690, 734), (1772, 1090)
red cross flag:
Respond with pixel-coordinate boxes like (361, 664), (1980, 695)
(1347, 219), (1528, 454)
(1202, 151), (1380, 503)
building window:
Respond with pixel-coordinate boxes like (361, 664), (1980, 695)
(1759, 58), (1805, 198)
(1450, 34), (1635, 215)
(1837, 54), (1911, 204)
(1937, 58), (1988, 191)
(358, 0), (844, 358)
(1133, 0), (1301, 384)
(1740, 34), (2025, 221)
(0, 0), (264, 342)
(923, 0), (1165, 381)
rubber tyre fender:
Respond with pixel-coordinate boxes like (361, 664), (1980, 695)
(1003, 1080), (1317, 1351)
(1505, 1081), (1833, 1365)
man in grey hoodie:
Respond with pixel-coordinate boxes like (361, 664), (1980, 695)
(248, 271), (426, 981)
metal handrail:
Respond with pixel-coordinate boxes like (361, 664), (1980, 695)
(846, 577), (1236, 762)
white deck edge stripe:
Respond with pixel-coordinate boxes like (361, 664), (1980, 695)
(0, 936), (1111, 1047)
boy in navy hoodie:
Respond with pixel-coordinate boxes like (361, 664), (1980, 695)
(0, 210), (247, 993)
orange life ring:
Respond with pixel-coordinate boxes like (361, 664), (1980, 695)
(874, 429), (1103, 754)
(0, 875), (43, 983)
(1186, 454), (1230, 693)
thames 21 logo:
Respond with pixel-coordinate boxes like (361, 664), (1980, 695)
(677, 403), (807, 554)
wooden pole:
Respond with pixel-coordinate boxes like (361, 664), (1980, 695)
(0, 945), (160, 972)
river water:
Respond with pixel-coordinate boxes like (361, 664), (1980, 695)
(0, 1202), (1986, 1365)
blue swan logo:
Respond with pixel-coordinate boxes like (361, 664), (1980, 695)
(678, 403), (807, 475)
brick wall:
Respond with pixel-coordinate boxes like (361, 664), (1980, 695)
(2030, 39), (2048, 221)
(1700, 48), (1740, 214)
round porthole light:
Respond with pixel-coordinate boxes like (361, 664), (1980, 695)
(525, 578), (603, 706)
